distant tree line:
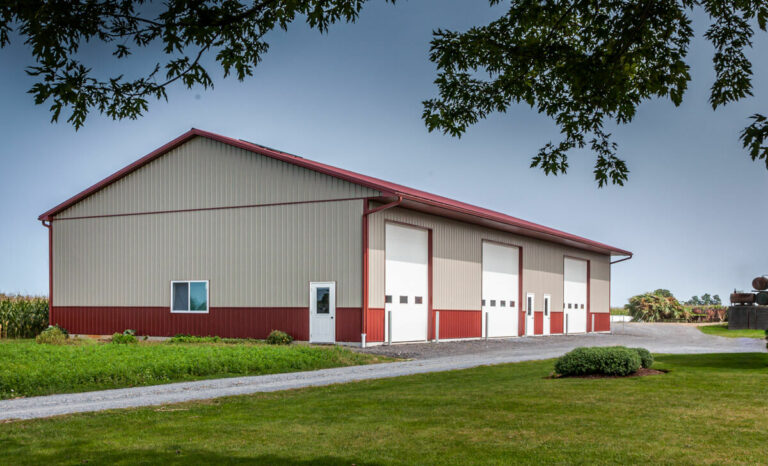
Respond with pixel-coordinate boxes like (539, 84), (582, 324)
(651, 289), (721, 306)
(684, 294), (722, 306)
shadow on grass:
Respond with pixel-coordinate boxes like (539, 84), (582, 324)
(655, 353), (768, 371)
(3, 441), (384, 466)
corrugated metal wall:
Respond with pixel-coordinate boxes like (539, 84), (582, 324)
(550, 312), (564, 333)
(436, 310), (482, 339)
(51, 306), (311, 340)
(368, 206), (611, 314)
(366, 308), (386, 342)
(335, 308), (362, 342)
(53, 199), (364, 308)
(57, 136), (379, 219)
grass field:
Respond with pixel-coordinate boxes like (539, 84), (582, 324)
(2, 353), (767, 464)
(0, 340), (387, 399)
(698, 324), (767, 339)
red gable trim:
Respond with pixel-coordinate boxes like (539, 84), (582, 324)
(37, 128), (398, 221)
(39, 128), (632, 256)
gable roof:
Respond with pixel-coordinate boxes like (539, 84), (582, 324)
(39, 128), (632, 257)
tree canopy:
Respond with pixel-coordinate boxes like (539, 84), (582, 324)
(1, 1), (767, 185)
(0, 0), (393, 128)
(423, 0), (768, 185)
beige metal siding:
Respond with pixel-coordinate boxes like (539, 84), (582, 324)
(54, 199), (362, 307)
(57, 136), (379, 219)
(589, 254), (610, 314)
(368, 206), (611, 312)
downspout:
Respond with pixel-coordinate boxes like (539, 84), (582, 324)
(361, 196), (403, 346)
(608, 254), (631, 330)
(42, 219), (53, 326)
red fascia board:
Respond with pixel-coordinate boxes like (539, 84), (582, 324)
(38, 128), (632, 256)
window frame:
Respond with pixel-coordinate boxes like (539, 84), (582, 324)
(170, 280), (210, 314)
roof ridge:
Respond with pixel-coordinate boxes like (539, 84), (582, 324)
(38, 128), (631, 256)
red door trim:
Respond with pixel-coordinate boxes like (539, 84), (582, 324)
(479, 239), (523, 337)
(361, 197), (403, 338)
(518, 245), (524, 336)
(563, 255), (590, 333)
(382, 219), (433, 341)
(428, 229), (434, 341)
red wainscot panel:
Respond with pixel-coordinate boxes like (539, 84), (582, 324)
(335, 308), (362, 342)
(550, 311), (564, 334)
(593, 312), (611, 332)
(52, 307), (310, 341)
(366, 308), (386, 342)
(434, 310), (482, 339)
(534, 311), (544, 335)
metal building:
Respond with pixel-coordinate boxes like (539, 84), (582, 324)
(39, 129), (632, 344)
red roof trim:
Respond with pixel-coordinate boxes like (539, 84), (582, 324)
(39, 128), (632, 256)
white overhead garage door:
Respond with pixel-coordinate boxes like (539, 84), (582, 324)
(385, 223), (429, 342)
(482, 242), (519, 337)
(564, 257), (588, 333)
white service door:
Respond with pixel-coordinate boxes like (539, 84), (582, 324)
(543, 294), (551, 335)
(525, 293), (535, 336)
(309, 282), (335, 343)
(482, 242), (519, 337)
(385, 224), (429, 342)
(564, 258), (588, 333)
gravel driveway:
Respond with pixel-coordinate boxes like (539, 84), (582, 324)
(356, 322), (764, 359)
(0, 323), (763, 421)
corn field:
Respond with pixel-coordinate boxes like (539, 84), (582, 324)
(0, 294), (49, 338)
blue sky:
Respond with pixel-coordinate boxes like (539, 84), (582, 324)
(1, 1), (766, 305)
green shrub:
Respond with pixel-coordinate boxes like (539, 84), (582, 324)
(266, 330), (293, 345)
(169, 334), (222, 344)
(554, 346), (641, 377)
(35, 326), (68, 345)
(0, 295), (49, 338)
(626, 292), (686, 322)
(111, 330), (137, 344)
(630, 347), (654, 368)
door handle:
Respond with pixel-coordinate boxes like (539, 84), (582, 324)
(331, 316), (334, 319)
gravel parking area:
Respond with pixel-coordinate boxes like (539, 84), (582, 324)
(356, 323), (765, 359)
(1, 323), (762, 421)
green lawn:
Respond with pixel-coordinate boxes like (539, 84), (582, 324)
(2, 353), (767, 464)
(0, 339), (387, 399)
(610, 307), (629, 315)
(698, 324), (767, 339)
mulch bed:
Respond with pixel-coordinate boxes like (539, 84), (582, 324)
(551, 368), (667, 379)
